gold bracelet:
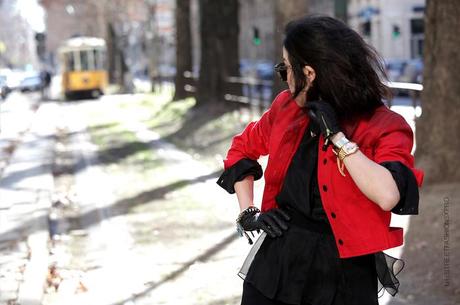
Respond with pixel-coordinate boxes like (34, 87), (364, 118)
(337, 156), (346, 177)
(335, 143), (359, 176)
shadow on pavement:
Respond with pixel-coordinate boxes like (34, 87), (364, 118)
(0, 169), (222, 244)
(0, 163), (53, 186)
(163, 104), (237, 143)
(71, 169), (223, 230)
(109, 231), (239, 305)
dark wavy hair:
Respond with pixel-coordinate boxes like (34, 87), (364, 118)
(283, 15), (391, 120)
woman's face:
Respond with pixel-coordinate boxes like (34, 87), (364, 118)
(282, 47), (296, 94)
(281, 47), (316, 107)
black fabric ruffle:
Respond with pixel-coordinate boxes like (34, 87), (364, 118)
(375, 251), (405, 297)
(241, 229), (405, 305)
(216, 158), (263, 194)
(380, 161), (419, 215)
(244, 224), (342, 305)
(242, 218), (386, 305)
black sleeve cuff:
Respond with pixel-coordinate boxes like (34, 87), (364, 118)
(380, 161), (419, 215)
(216, 158), (263, 194)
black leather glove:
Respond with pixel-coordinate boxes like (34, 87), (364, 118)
(306, 100), (341, 140)
(237, 208), (290, 242)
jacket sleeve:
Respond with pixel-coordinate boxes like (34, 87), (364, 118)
(380, 161), (419, 215)
(372, 113), (424, 187)
(222, 91), (286, 170)
(216, 158), (263, 194)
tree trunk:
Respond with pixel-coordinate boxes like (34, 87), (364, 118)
(271, 0), (309, 100)
(173, 0), (193, 101)
(416, 0), (460, 183)
(145, 1), (159, 93)
(107, 22), (117, 84)
(196, 0), (240, 107)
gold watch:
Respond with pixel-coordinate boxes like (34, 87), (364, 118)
(334, 141), (359, 177)
(333, 136), (350, 151)
(338, 142), (359, 161)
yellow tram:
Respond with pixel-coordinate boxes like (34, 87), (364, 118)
(58, 37), (108, 99)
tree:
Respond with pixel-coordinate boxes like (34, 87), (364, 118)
(106, 21), (130, 92)
(271, 0), (309, 99)
(173, 0), (192, 101)
(416, 0), (460, 182)
(107, 22), (117, 84)
(195, 0), (240, 108)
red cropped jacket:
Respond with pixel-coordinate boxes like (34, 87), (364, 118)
(223, 90), (424, 258)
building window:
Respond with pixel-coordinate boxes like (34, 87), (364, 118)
(360, 20), (371, 37)
(410, 18), (424, 58)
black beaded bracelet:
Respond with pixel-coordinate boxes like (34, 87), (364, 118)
(236, 206), (260, 245)
(236, 206), (260, 223)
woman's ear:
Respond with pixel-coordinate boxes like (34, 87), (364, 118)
(303, 65), (316, 84)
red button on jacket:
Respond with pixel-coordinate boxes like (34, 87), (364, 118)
(223, 90), (424, 258)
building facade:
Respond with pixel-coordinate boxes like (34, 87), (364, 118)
(40, 0), (106, 61)
(40, 0), (150, 63)
(239, 0), (276, 63)
(238, 0), (347, 64)
(348, 0), (425, 60)
(0, 0), (39, 68)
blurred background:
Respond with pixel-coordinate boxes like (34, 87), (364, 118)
(0, 0), (458, 305)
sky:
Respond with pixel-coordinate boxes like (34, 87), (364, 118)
(16, 0), (45, 32)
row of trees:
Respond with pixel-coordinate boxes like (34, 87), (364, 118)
(37, 0), (459, 183)
(37, 0), (313, 104)
(173, 0), (242, 105)
(174, 0), (311, 107)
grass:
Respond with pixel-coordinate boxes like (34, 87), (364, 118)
(142, 97), (196, 137)
(164, 105), (258, 168)
(92, 89), (260, 169)
(81, 89), (265, 201)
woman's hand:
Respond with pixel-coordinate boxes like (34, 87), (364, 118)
(237, 208), (291, 239)
(306, 101), (341, 140)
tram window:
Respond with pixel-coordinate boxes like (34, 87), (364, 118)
(87, 50), (95, 70)
(93, 49), (101, 70)
(65, 52), (75, 71)
(101, 51), (107, 69)
(80, 51), (90, 71)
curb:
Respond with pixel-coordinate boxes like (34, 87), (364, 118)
(2, 102), (58, 305)
(17, 230), (49, 305)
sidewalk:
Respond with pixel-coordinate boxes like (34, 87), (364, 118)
(0, 101), (58, 305)
(39, 97), (251, 305)
(0, 92), (40, 177)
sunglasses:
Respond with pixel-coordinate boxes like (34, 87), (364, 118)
(274, 62), (289, 82)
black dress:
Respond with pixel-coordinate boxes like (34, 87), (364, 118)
(217, 122), (419, 305)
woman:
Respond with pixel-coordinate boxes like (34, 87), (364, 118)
(217, 15), (424, 305)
